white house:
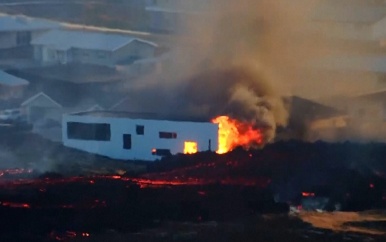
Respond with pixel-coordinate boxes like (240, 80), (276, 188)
(21, 92), (63, 124)
(0, 14), (61, 49)
(62, 111), (219, 161)
(31, 30), (158, 66)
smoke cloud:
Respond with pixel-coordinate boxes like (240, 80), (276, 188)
(171, 64), (287, 143)
(124, 0), (380, 143)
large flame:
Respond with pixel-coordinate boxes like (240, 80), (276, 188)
(212, 116), (263, 154)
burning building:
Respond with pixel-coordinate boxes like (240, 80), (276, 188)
(62, 111), (218, 161)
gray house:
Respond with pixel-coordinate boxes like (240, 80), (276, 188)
(0, 14), (61, 50)
(31, 30), (158, 66)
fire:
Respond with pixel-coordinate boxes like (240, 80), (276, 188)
(212, 116), (263, 154)
(184, 141), (198, 154)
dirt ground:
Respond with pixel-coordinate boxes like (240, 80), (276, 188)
(300, 210), (386, 235)
(70, 213), (386, 242)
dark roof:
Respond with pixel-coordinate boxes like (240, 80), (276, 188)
(284, 96), (344, 121)
(70, 110), (212, 123)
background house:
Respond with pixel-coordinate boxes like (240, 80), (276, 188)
(31, 30), (158, 66)
(0, 70), (29, 100)
(63, 111), (218, 161)
(277, 96), (346, 141)
(0, 14), (61, 69)
(0, 14), (60, 52)
(21, 92), (62, 124)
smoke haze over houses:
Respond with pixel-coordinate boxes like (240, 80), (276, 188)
(1, 0), (386, 143)
(118, 0), (386, 142)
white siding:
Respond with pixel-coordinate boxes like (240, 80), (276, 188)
(62, 114), (218, 161)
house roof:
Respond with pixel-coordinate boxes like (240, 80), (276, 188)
(0, 71), (29, 86)
(0, 14), (61, 32)
(31, 30), (158, 51)
(69, 110), (213, 123)
(284, 96), (344, 121)
(21, 92), (62, 108)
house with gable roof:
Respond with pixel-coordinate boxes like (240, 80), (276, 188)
(0, 14), (61, 50)
(20, 92), (62, 124)
(31, 29), (158, 66)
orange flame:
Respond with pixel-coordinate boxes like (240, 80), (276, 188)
(212, 116), (263, 154)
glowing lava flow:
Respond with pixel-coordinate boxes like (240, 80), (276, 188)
(212, 116), (263, 154)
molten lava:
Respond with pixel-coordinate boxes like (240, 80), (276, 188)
(212, 116), (263, 154)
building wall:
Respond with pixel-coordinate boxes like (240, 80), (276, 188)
(112, 40), (155, 64)
(72, 48), (113, 66)
(62, 114), (219, 161)
(34, 41), (155, 66)
(25, 106), (62, 123)
(1, 30), (49, 50)
(23, 95), (62, 123)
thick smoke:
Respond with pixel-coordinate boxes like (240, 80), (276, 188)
(171, 64), (287, 143)
(125, 0), (381, 143)
(126, 0), (312, 142)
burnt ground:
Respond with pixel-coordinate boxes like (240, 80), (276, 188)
(1, 130), (386, 240)
(0, 175), (384, 242)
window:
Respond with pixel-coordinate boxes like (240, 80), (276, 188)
(151, 148), (171, 156)
(82, 50), (90, 57)
(136, 125), (144, 135)
(16, 31), (31, 45)
(184, 141), (198, 154)
(67, 122), (110, 141)
(159, 132), (177, 139)
(123, 134), (132, 149)
(72, 48), (81, 56)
